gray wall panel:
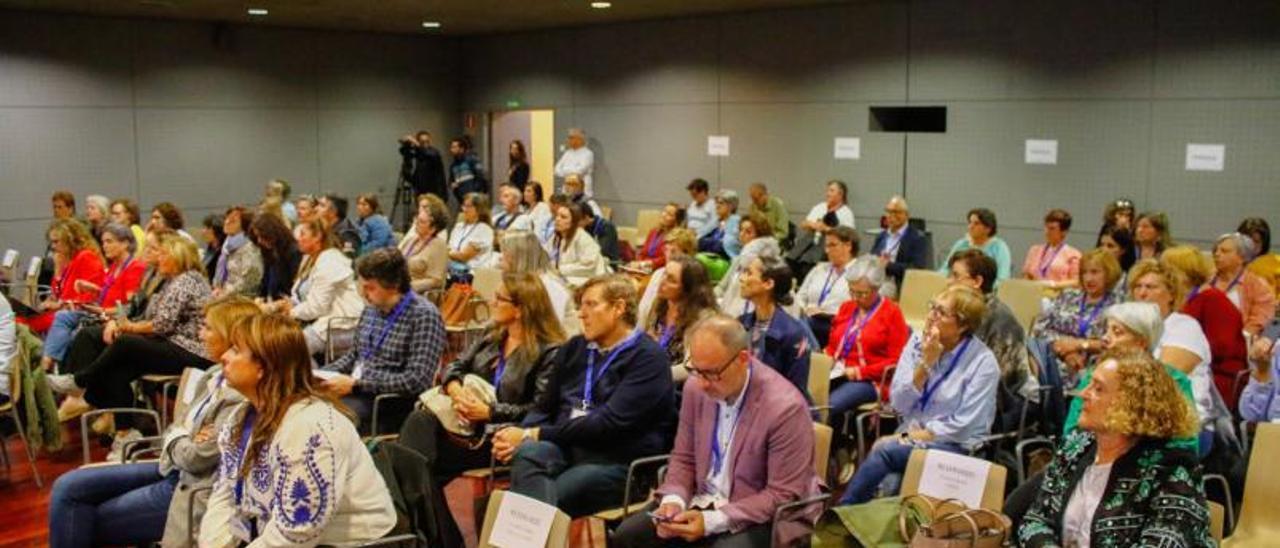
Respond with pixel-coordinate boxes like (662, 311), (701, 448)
(573, 18), (719, 106)
(0, 13), (134, 107)
(463, 32), (577, 110)
(1154, 2), (1280, 98)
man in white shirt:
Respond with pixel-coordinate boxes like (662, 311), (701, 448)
(685, 178), (717, 239)
(800, 180), (856, 246)
(553, 128), (595, 196)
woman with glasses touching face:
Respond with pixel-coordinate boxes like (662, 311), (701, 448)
(838, 285), (999, 504)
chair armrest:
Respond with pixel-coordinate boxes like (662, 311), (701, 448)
(772, 492), (831, 529)
(123, 435), (165, 462)
(621, 454), (671, 517)
(81, 408), (162, 464)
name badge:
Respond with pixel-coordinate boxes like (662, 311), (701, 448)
(570, 402), (589, 419)
(351, 361), (365, 381)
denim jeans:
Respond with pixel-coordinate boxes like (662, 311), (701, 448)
(48, 462), (178, 548)
(43, 309), (89, 363)
(510, 440), (629, 517)
(838, 438), (964, 504)
(828, 379), (880, 424)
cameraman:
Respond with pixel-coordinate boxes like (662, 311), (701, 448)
(399, 130), (446, 202)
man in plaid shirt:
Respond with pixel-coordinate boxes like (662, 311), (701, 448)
(322, 248), (445, 434)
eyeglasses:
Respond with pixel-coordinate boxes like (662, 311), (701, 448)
(849, 288), (875, 298)
(683, 352), (739, 381)
(926, 301), (958, 320)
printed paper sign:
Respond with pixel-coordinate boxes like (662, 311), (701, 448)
(26, 257), (41, 279)
(1025, 139), (1058, 165)
(2, 250), (16, 269)
(707, 135), (730, 157)
(1186, 143), (1225, 172)
(490, 491), (558, 548)
(834, 137), (861, 160)
(919, 450), (992, 507)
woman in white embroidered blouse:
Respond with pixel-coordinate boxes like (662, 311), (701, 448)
(550, 202), (606, 286)
(448, 192), (496, 271)
(200, 313), (395, 547)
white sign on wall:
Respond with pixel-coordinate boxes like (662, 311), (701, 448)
(834, 137), (861, 160)
(1025, 139), (1058, 165)
(918, 450), (992, 508)
(490, 491), (559, 548)
(1, 250), (16, 269)
(707, 135), (730, 157)
(1186, 143), (1226, 172)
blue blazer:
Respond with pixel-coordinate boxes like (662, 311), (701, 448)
(871, 226), (929, 287)
(738, 309), (812, 398)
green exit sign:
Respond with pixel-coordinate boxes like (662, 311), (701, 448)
(505, 100), (521, 109)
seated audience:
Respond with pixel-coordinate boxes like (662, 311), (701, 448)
(109, 198), (147, 250)
(269, 219), (364, 355)
(795, 226), (858, 346)
(398, 272), (565, 545)
(48, 233), (214, 457)
(1129, 258), (1217, 454)
(839, 285), (998, 504)
(799, 180), (855, 246)
(940, 208), (1011, 281)
(1018, 350), (1210, 547)
(1030, 249), (1124, 379)
(40, 191), (78, 283)
(493, 274), (675, 517)
(248, 212), (301, 301)
(684, 178), (716, 239)
(637, 227), (698, 324)
(317, 194), (361, 257)
(447, 192), (496, 273)
(645, 256), (718, 378)
(634, 202), (685, 271)
(1094, 197), (1135, 245)
(294, 194), (319, 224)
(1096, 224), (1136, 293)
(715, 212), (779, 314)
(738, 254), (811, 394)
(47, 297), (258, 548)
(747, 183), (790, 242)
(563, 174), (603, 219)
(199, 313), (396, 546)
(319, 248), (445, 434)
(1211, 232), (1275, 336)
(524, 182), (554, 244)
(400, 208), (449, 294)
(40, 223), (146, 372)
(148, 202), (195, 242)
(1240, 337), (1280, 422)
(200, 213), (225, 280)
(1133, 210), (1172, 260)
(550, 201), (608, 286)
(698, 189), (742, 259)
(578, 201), (620, 263)
(500, 231), (573, 328)
(1161, 247), (1248, 412)
(612, 315), (820, 547)
(83, 194), (111, 242)
(21, 219), (105, 334)
(492, 183), (532, 233)
(1022, 209), (1081, 286)
(826, 259), (909, 425)
(355, 193), (395, 255)
(1239, 217), (1280, 300)
(870, 195), (928, 296)
(211, 205), (263, 299)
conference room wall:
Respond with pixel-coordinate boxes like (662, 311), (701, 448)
(462, 0), (1280, 266)
(0, 10), (459, 260)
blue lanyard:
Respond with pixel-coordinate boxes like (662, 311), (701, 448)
(1223, 270), (1245, 294)
(658, 322), (677, 349)
(96, 255), (133, 305)
(646, 231), (662, 258)
(592, 218), (604, 238)
(582, 330), (643, 408)
(453, 223), (480, 252)
(1187, 285), (1202, 302)
(837, 297), (882, 362)
(884, 230), (904, 255)
(493, 350), (508, 387)
(1075, 294), (1109, 337)
(917, 337), (972, 411)
(233, 408), (258, 507)
(817, 265), (845, 305)
(360, 294), (413, 361)
(709, 365), (751, 477)
(1037, 244), (1064, 278)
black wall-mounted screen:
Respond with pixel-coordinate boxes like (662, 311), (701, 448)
(869, 106), (947, 133)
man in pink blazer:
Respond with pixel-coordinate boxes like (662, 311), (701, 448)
(613, 314), (821, 547)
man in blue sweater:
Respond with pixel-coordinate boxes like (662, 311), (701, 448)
(493, 274), (676, 517)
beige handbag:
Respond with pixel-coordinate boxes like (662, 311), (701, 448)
(899, 494), (1011, 548)
(417, 373), (498, 439)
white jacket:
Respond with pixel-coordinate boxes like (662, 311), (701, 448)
(290, 249), (363, 331)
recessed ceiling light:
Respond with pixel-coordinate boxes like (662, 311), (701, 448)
(247, 8), (268, 16)
(591, 2), (612, 8)
(421, 21), (442, 29)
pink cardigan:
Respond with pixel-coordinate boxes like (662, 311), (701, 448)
(1230, 271), (1277, 335)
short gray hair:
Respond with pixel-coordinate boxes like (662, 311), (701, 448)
(1216, 232), (1258, 263)
(1104, 302), (1164, 354)
(845, 257), (886, 287)
(715, 189), (739, 212)
(85, 194), (111, 216)
(100, 222), (137, 253)
(687, 313), (749, 355)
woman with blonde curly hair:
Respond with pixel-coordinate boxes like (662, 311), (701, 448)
(1019, 349), (1212, 547)
(21, 219), (105, 334)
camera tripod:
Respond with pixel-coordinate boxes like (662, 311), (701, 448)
(389, 173), (416, 233)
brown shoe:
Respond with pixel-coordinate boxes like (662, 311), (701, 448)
(57, 396), (91, 422)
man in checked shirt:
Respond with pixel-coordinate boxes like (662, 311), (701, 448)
(321, 248), (445, 434)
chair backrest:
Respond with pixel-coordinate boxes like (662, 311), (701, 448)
(1235, 422), (1280, 539)
(600, 205), (613, 222)
(0, 249), (17, 283)
(1209, 500), (1224, 542)
(899, 269), (948, 332)
(634, 209), (663, 245)
(616, 226), (638, 247)
(813, 422), (832, 481)
(808, 352), (833, 409)
(996, 278), (1045, 331)
(170, 367), (207, 422)
(478, 490), (571, 548)
(900, 449), (1008, 511)
(471, 267), (503, 303)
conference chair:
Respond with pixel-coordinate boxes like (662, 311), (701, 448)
(899, 449), (1008, 511)
(1222, 422), (1280, 546)
(899, 269), (947, 332)
(478, 490), (572, 548)
(633, 209), (663, 247)
(808, 351), (833, 422)
(996, 278), (1045, 331)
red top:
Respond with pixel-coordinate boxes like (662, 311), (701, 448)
(639, 228), (668, 269)
(825, 297), (910, 400)
(98, 256), (147, 308)
(20, 248), (105, 334)
(1182, 286), (1248, 409)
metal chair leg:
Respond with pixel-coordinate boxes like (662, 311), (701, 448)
(9, 407), (41, 488)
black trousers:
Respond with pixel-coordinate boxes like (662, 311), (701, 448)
(75, 334), (212, 430)
(612, 501), (774, 548)
(62, 324), (108, 376)
(397, 408), (494, 547)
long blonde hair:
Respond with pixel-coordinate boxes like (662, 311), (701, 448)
(492, 272), (566, 364)
(48, 218), (102, 261)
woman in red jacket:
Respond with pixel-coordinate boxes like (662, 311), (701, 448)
(630, 202), (685, 272)
(825, 258), (910, 425)
(1162, 245), (1248, 409)
(21, 219), (104, 334)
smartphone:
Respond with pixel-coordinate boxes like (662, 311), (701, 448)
(647, 511), (674, 523)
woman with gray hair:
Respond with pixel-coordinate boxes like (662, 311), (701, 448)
(697, 189), (742, 259)
(84, 194), (112, 242)
(824, 257), (909, 428)
(501, 231), (572, 328)
(1211, 232), (1276, 335)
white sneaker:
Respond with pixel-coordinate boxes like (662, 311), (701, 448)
(47, 374), (83, 396)
(106, 429), (143, 463)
